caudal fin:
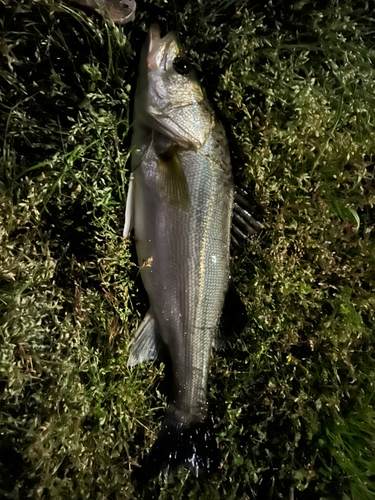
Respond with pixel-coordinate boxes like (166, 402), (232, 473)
(132, 416), (219, 481)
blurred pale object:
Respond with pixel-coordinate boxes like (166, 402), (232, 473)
(69, 0), (136, 24)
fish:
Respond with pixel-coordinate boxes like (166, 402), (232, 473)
(124, 24), (234, 479)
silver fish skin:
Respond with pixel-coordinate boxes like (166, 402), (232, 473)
(125, 25), (233, 477)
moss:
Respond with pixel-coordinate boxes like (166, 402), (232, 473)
(1, 0), (375, 498)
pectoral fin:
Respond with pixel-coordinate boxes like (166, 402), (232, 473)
(157, 145), (189, 211)
(127, 311), (161, 366)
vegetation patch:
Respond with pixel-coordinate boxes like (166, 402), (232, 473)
(1, 1), (374, 498)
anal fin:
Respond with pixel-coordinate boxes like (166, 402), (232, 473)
(127, 311), (160, 366)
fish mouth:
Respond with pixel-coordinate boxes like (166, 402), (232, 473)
(147, 24), (178, 71)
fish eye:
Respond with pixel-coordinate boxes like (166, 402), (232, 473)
(173, 56), (191, 75)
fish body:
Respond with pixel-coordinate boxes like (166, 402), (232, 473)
(125, 25), (233, 477)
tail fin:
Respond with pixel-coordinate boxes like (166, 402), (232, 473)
(132, 415), (219, 482)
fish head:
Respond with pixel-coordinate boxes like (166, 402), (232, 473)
(140, 25), (214, 151)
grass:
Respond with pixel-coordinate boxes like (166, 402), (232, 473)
(1, 0), (375, 498)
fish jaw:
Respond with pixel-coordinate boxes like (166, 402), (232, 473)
(146, 24), (178, 72)
(136, 25), (214, 150)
